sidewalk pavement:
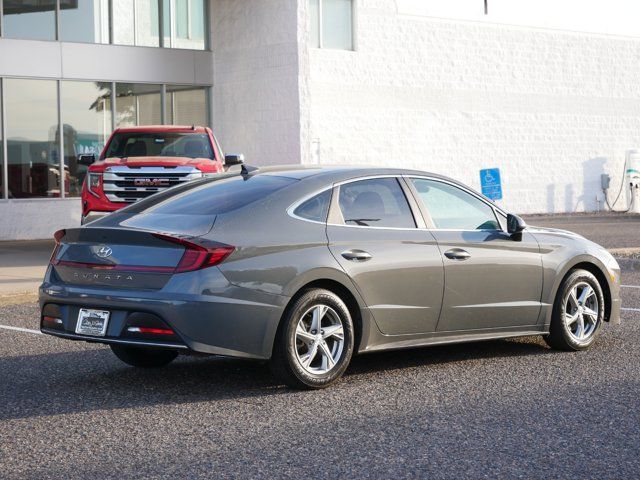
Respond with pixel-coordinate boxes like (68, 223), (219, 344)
(0, 213), (638, 300)
(0, 240), (53, 301)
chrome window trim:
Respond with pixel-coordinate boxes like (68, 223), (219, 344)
(288, 175), (425, 230)
(330, 175), (421, 230)
(287, 173), (511, 233)
(286, 184), (335, 225)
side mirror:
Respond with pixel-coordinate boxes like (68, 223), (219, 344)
(77, 154), (96, 166)
(507, 213), (527, 235)
(225, 154), (245, 166)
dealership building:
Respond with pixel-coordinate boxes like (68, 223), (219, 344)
(0, 0), (639, 240)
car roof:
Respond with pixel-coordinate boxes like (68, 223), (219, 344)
(246, 164), (455, 183)
(113, 125), (209, 134)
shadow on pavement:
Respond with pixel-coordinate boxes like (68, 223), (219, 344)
(0, 336), (551, 422)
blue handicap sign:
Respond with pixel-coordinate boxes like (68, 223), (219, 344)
(479, 168), (502, 201)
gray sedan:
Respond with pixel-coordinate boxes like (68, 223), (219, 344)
(39, 166), (621, 389)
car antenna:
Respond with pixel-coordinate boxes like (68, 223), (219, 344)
(241, 164), (259, 176)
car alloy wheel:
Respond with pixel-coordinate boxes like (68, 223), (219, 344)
(294, 304), (345, 375)
(270, 288), (354, 389)
(563, 281), (599, 343)
(545, 269), (604, 351)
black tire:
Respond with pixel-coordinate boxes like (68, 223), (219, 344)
(270, 288), (355, 389)
(545, 269), (605, 351)
(110, 345), (178, 368)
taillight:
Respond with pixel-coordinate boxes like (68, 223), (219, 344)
(87, 172), (102, 197)
(50, 229), (66, 265)
(152, 233), (235, 273)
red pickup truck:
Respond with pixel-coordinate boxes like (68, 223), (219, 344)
(78, 125), (243, 224)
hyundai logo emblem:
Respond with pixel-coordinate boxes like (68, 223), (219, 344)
(96, 246), (113, 258)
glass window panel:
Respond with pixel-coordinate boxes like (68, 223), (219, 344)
(190, 0), (205, 40)
(61, 81), (112, 197)
(168, 0), (206, 50)
(112, 0), (135, 45)
(322, 0), (353, 50)
(338, 178), (416, 228)
(162, 0), (171, 46)
(309, 0), (320, 47)
(136, 0), (160, 47)
(2, 0), (56, 41)
(115, 83), (162, 127)
(59, 0), (110, 44)
(165, 86), (208, 126)
(411, 179), (500, 230)
(175, 0), (189, 39)
(5, 79), (60, 199)
(294, 189), (332, 223)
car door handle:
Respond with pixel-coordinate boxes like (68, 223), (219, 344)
(444, 248), (471, 261)
(341, 249), (373, 262)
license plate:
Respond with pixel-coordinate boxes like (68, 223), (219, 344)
(75, 309), (110, 337)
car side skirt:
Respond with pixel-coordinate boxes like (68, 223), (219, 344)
(360, 325), (547, 354)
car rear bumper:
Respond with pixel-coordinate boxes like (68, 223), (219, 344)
(39, 268), (289, 360)
(41, 328), (189, 350)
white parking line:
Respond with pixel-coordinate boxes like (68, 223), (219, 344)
(622, 285), (640, 289)
(622, 308), (640, 313)
(0, 325), (42, 335)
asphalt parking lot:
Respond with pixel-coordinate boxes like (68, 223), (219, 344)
(1, 216), (639, 479)
(1, 280), (639, 478)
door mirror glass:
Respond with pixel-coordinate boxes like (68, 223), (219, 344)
(507, 213), (527, 234)
(77, 154), (96, 166)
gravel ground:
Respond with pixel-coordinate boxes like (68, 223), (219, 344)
(1, 265), (639, 479)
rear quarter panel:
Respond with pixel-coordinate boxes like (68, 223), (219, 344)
(210, 184), (379, 353)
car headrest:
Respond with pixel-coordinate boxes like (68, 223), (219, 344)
(124, 140), (147, 157)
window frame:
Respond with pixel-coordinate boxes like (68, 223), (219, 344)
(405, 175), (506, 232)
(286, 175), (424, 229)
(0, 0), (209, 51)
(0, 77), (212, 202)
(310, 0), (357, 51)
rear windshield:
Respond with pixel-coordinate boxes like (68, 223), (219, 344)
(103, 132), (214, 160)
(130, 175), (297, 216)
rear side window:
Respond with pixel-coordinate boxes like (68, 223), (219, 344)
(135, 175), (296, 216)
(338, 178), (416, 228)
(294, 189), (332, 223)
(411, 178), (500, 230)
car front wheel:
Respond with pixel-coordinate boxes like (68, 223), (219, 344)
(110, 345), (178, 368)
(270, 288), (355, 389)
(545, 269), (605, 351)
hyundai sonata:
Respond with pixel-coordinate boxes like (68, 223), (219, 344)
(40, 166), (621, 388)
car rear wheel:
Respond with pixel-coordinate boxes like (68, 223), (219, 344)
(270, 288), (355, 389)
(545, 269), (605, 351)
(110, 345), (178, 368)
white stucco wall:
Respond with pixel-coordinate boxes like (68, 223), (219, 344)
(211, 0), (306, 165)
(305, 0), (640, 214)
